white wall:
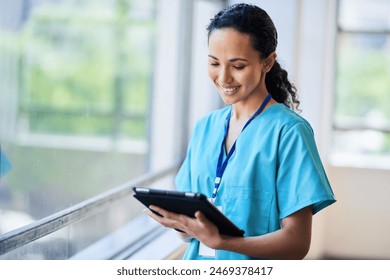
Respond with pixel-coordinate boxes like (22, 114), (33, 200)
(189, 0), (224, 134)
(325, 166), (390, 259)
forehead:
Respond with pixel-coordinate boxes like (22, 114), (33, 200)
(208, 28), (259, 60)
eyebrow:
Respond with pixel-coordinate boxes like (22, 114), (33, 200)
(208, 54), (248, 62)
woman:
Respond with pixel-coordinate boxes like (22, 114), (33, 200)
(146, 3), (336, 260)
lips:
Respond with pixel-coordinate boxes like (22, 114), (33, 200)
(217, 82), (241, 95)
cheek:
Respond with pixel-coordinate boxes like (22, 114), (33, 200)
(243, 72), (261, 86)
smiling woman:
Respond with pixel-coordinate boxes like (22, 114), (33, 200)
(144, 3), (336, 260)
(207, 29), (270, 110)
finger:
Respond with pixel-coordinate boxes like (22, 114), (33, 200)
(149, 205), (183, 221)
(145, 206), (186, 231)
(148, 205), (165, 217)
(149, 205), (175, 218)
(195, 211), (214, 228)
(143, 208), (162, 221)
(143, 208), (160, 218)
(143, 208), (152, 215)
(194, 211), (206, 222)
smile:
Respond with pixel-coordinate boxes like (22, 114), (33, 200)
(217, 82), (241, 95)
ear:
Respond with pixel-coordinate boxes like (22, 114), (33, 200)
(263, 52), (277, 73)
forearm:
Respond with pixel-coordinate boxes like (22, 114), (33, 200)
(215, 207), (313, 259)
(216, 227), (310, 260)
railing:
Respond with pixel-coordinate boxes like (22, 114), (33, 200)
(0, 163), (180, 257)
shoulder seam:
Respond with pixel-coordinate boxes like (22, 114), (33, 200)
(280, 120), (312, 139)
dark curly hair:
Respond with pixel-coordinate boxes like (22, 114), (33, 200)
(207, 3), (300, 111)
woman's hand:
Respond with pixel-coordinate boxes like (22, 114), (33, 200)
(144, 205), (224, 249)
(144, 205), (312, 259)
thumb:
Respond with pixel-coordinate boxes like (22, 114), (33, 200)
(195, 211), (212, 226)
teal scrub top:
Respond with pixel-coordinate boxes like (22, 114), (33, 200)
(175, 103), (336, 260)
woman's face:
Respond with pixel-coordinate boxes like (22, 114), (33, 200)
(208, 28), (267, 106)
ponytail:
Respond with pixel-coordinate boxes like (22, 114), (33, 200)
(266, 61), (300, 111)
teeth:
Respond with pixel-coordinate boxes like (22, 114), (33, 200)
(223, 87), (238, 93)
(218, 83), (240, 93)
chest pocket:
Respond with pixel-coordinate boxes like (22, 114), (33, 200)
(222, 185), (273, 236)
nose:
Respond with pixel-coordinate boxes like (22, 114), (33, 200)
(218, 67), (233, 85)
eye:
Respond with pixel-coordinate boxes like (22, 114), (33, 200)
(209, 62), (219, 67)
(233, 65), (245, 70)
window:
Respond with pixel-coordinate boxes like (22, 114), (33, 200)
(16, 1), (155, 148)
(0, 0), (156, 217)
(0, 0), (160, 258)
(333, 0), (390, 157)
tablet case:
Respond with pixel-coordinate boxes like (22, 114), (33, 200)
(133, 187), (245, 237)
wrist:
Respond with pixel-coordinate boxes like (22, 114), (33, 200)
(214, 235), (243, 251)
(213, 234), (229, 250)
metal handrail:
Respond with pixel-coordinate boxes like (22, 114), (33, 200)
(0, 163), (180, 256)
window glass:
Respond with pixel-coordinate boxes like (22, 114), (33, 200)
(0, 0), (155, 236)
(18, 1), (154, 139)
(333, 0), (390, 156)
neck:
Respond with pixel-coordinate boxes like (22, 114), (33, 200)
(231, 92), (271, 121)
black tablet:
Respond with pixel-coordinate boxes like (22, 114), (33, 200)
(133, 187), (245, 237)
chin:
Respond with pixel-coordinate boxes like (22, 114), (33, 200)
(219, 94), (234, 105)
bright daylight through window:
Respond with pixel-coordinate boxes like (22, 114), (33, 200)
(333, 0), (390, 159)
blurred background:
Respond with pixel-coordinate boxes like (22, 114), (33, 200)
(0, 0), (389, 260)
